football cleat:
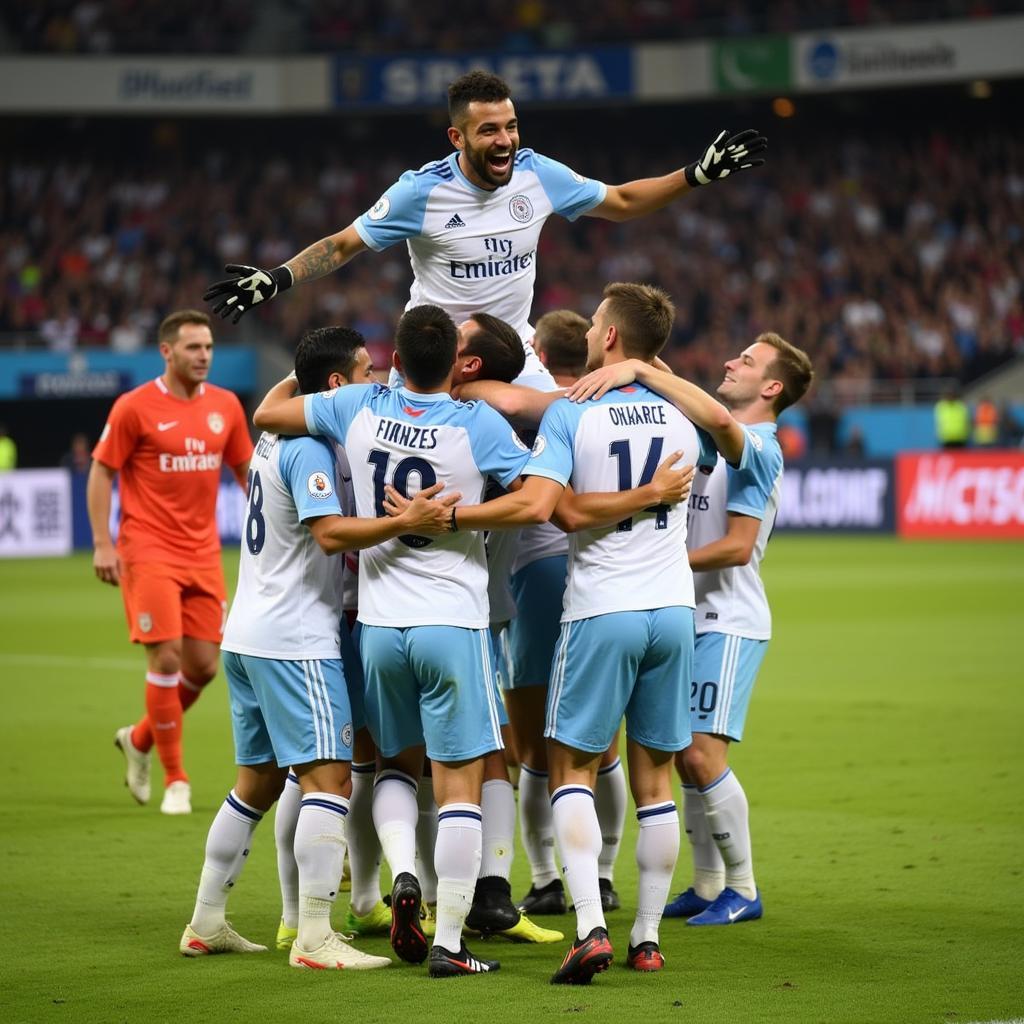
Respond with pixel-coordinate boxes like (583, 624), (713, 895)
(275, 919), (298, 951)
(599, 878), (620, 912)
(114, 725), (151, 805)
(161, 780), (192, 815)
(663, 887), (714, 919)
(687, 887), (763, 926)
(289, 931), (391, 971)
(465, 877), (520, 935)
(518, 879), (566, 915)
(180, 923), (267, 957)
(550, 926), (613, 985)
(345, 900), (391, 937)
(428, 941), (500, 978)
(491, 913), (563, 944)
(389, 872), (428, 964)
(626, 941), (665, 972)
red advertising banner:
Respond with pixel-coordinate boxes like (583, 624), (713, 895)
(896, 451), (1024, 538)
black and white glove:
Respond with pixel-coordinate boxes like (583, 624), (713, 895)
(684, 129), (767, 187)
(203, 264), (293, 324)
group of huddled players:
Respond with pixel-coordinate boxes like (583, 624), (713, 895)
(94, 69), (812, 983)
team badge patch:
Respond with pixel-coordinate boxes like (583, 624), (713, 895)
(511, 430), (530, 452)
(308, 472), (334, 498)
(341, 723), (353, 748)
(207, 412), (225, 434)
(368, 196), (391, 221)
(571, 170), (588, 184)
(745, 428), (764, 452)
(531, 434), (547, 458)
(509, 194), (534, 223)
(138, 612), (153, 634)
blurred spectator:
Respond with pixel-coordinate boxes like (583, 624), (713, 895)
(934, 389), (970, 449)
(843, 426), (866, 458)
(777, 422), (808, 461)
(0, 424), (16, 472)
(60, 432), (92, 474)
(972, 395), (1000, 446)
(998, 403), (1023, 448)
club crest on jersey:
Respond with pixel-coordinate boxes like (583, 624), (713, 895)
(308, 472), (334, 498)
(368, 196), (390, 221)
(571, 170), (588, 184)
(138, 612), (153, 633)
(531, 434), (547, 458)
(509, 194), (534, 223)
(207, 412), (225, 435)
(745, 428), (764, 451)
(341, 723), (353, 747)
(511, 431), (530, 452)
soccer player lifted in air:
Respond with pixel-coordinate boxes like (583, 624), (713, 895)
(566, 331), (814, 928)
(203, 70), (766, 390)
(89, 310), (252, 816)
(181, 326), (455, 968)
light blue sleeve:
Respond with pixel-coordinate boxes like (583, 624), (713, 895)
(279, 437), (344, 522)
(466, 402), (533, 488)
(524, 399), (577, 486)
(725, 428), (783, 520)
(354, 170), (429, 251)
(696, 427), (719, 469)
(526, 150), (607, 223)
(303, 383), (378, 445)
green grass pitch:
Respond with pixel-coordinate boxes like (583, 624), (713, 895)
(1, 538), (1022, 1024)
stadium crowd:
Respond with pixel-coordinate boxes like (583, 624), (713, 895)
(2, 128), (1021, 393)
(3, 0), (1019, 54)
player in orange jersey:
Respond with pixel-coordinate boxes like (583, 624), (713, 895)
(88, 310), (253, 815)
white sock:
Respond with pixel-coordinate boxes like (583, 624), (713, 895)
(630, 802), (680, 946)
(699, 769), (756, 900)
(683, 783), (725, 899)
(274, 773), (302, 928)
(519, 764), (559, 887)
(551, 785), (604, 940)
(480, 778), (516, 882)
(348, 762), (382, 917)
(294, 792), (348, 951)
(595, 757), (627, 884)
(372, 769), (418, 879)
(433, 803), (482, 954)
(190, 790), (263, 936)
(415, 774), (439, 903)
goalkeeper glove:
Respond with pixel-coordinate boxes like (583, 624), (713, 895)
(203, 264), (293, 324)
(684, 129), (767, 187)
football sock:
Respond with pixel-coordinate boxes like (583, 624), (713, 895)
(189, 790), (263, 936)
(433, 803), (482, 953)
(131, 673), (208, 754)
(143, 672), (187, 785)
(348, 761), (382, 917)
(630, 802), (679, 946)
(480, 778), (516, 882)
(372, 769), (418, 879)
(519, 764), (559, 887)
(274, 772), (301, 928)
(595, 757), (627, 885)
(294, 792), (349, 951)
(415, 774), (439, 904)
(699, 768), (756, 900)
(683, 783), (725, 899)
(551, 784), (605, 940)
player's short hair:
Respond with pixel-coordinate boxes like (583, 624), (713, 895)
(534, 310), (588, 378)
(601, 283), (675, 362)
(755, 332), (814, 413)
(448, 71), (512, 126)
(461, 312), (525, 383)
(158, 309), (211, 345)
(294, 326), (367, 394)
(395, 305), (458, 389)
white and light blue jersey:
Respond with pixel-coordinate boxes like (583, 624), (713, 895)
(222, 433), (344, 660)
(527, 384), (717, 622)
(687, 422), (783, 640)
(304, 383), (532, 629)
(358, 148), (606, 385)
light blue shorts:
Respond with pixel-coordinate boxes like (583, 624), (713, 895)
(545, 607), (694, 755)
(359, 624), (504, 763)
(488, 624), (511, 727)
(691, 632), (769, 742)
(507, 554), (567, 689)
(339, 619), (367, 732)
(223, 651), (354, 768)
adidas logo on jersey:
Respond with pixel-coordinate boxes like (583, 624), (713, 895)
(444, 214), (467, 229)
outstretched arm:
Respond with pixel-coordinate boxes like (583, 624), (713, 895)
(253, 375), (308, 435)
(455, 380), (564, 428)
(588, 129), (766, 223)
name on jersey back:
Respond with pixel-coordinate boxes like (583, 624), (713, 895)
(607, 403), (668, 428)
(375, 418), (439, 450)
